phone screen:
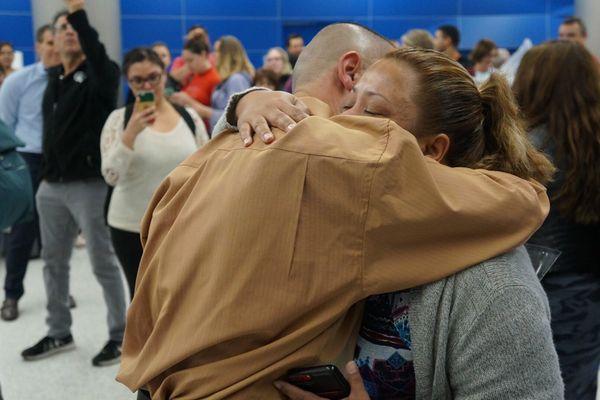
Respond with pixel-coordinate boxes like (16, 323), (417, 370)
(137, 91), (155, 111)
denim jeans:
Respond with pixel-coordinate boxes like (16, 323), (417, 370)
(36, 179), (127, 341)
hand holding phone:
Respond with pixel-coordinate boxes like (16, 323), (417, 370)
(275, 362), (369, 400)
(136, 91), (156, 112)
(121, 95), (157, 149)
(284, 365), (351, 400)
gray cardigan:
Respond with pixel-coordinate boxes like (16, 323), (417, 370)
(406, 246), (564, 399)
(212, 95), (564, 398)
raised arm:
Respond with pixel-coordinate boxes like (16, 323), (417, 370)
(66, 0), (120, 87)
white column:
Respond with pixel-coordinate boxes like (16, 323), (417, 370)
(575, 0), (600, 57)
(31, 0), (122, 64)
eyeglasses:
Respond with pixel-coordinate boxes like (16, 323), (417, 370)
(128, 72), (163, 87)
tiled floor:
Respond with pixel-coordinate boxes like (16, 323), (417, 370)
(0, 248), (598, 400)
(0, 249), (134, 400)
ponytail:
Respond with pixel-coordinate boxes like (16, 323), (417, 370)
(477, 73), (555, 184)
(384, 49), (555, 185)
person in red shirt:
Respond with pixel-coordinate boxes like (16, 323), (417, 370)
(171, 39), (220, 108)
(170, 25), (215, 84)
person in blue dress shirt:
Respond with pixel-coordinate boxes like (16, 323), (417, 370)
(0, 24), (60, 321)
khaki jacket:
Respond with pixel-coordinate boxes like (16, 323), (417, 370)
(117, 98), (549, 399)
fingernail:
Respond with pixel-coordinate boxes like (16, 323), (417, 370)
(287, 123), (296, 132)
(273, 381), (283, 389)
(263, 133), (274, 141)
(243, 137), (252, 146)
(346, 361), (358, 374)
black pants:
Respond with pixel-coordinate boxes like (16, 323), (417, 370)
(543, 272), (600, 400)
(4, 152), (42, 301)
(137, 389), (151, 400)
(109, 226), (143, 300)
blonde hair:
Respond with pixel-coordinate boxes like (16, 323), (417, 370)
(264, 47), (293, 76)
(216, 36), (255, 81)
(401, 29), (434, 50)
(384, 48), (555, 184)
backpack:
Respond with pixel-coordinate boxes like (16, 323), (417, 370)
(103, 103), (196, 225)
(0, 119), (34, 229)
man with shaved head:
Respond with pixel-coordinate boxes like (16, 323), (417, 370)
(117, 23), (548, 399)
(231, 23), (398, 142)
(292, 24), (393, 96)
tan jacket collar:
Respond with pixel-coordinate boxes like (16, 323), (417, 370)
(297, 96), (334, 118)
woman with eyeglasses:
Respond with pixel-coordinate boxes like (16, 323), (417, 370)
(100, 48), (209, 299)
(262, 47), (293, 90)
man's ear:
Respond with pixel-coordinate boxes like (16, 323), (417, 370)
(419, 133), (450, 163)
(337, 51), (361, 91)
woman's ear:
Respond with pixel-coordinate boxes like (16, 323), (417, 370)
(337, 51), (361, 91)
(419, 133), (450, 163)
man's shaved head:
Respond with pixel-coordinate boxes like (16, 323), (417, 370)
(293, 23), (396, 90)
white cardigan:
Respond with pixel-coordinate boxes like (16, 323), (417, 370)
(100, 107), (209, 232)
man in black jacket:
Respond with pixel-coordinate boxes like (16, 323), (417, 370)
(21, 0), (127, 367)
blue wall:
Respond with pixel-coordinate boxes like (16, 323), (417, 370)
(121, 0), (574, 68)
(0, 0), (575, 69)
(0, 0), (35, 65)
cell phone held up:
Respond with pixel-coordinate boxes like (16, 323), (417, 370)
(136, 90), (155, 112)
(285, 365), (351, 400)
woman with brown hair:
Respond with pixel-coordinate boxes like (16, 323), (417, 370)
(513, 40), (600, 400)
(0, 42), (15, 77)
(230, 47), (562, 399)
(171, 35), (254, 130)
(469, 38), (498, 84)
(100, 48), (208, 301)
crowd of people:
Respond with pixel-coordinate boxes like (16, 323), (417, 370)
(0, 0), (599, 399)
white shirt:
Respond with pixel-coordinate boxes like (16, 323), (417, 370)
(100, 106), (209, 232)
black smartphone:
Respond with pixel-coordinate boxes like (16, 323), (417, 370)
(285, 365), (351, 400)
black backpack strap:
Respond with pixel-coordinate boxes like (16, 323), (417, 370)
(170, 103), (196, 137)
(124, 102), (195, 136)
(123, 103), (135, 130)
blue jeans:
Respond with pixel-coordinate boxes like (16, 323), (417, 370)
(3, 152), (41, 300)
